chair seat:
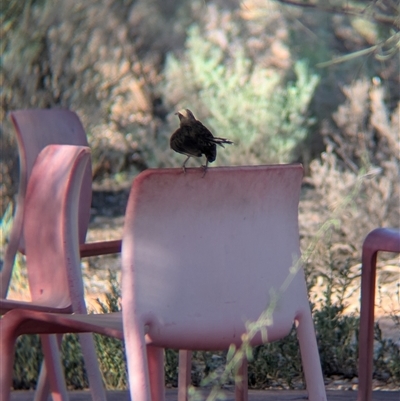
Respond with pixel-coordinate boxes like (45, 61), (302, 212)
(2, 309), (124, 340)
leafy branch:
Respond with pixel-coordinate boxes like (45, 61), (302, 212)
(273, 0), (399, 28)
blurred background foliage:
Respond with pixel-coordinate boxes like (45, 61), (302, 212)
(1, 0), (399, 392)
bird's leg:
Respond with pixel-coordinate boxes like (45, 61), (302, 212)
(201, 160), (209, 178)
(182, 156), (191, 174)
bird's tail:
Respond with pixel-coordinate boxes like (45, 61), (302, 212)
(211, 137), (234, 148)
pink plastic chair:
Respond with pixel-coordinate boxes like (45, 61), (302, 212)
(0, 144), (106, 401)
(1, 109), (121, 299)
(1, 165), (327, 401)
(357, 228), (400, 401)
(1, 109), (121, 401)
(121, 165), (326, 401)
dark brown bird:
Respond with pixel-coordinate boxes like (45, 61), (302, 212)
(170, 109), (233, 175)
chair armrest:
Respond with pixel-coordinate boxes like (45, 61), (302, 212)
(79, 239), (122, 258)
(363, 228), (400, 254)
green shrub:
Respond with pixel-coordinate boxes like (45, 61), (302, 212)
(61, 334), (88, 389)
(248, 328), (302, 389)
(314, 304), (359, 378)
(374, 323), (400, 382)
(94, 271), (127, 389)
(12, 335), (42, 389)
(164, 25), (320, 165)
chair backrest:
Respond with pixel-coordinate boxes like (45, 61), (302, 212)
(1, 109), (92, 298)
(23, 144), (90, 310)
(122, 165), (309, 349)
(9, 109), (92, 250)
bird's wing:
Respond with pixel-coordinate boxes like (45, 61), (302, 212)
(170, 126), (203, 157)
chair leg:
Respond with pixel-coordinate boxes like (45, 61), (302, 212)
(235, 357), (248, 401)
(296, 309), (327, 401)
(33, 364), (51, 401)
(178, 350), (192, 401)
(357, 248), (378, 401)
(40, 334), (69, 401)
(34, 334), (64, 401)
(147, 346), (165, 401)
(124, 319), (152, 401)
(0, 322), (16, 401)
(78, 333), (107, 401)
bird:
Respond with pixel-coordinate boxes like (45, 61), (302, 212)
(170, 109), (233, 176)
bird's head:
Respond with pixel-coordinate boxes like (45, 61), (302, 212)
(175, 109), (196, 125)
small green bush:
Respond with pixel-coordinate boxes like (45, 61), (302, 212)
(94, 271), (127, 389)
(61, 334), (88, 389)
(248, 328), (301, 388)
(164, 25), (320, 165)
(12, 335), (42, 389)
